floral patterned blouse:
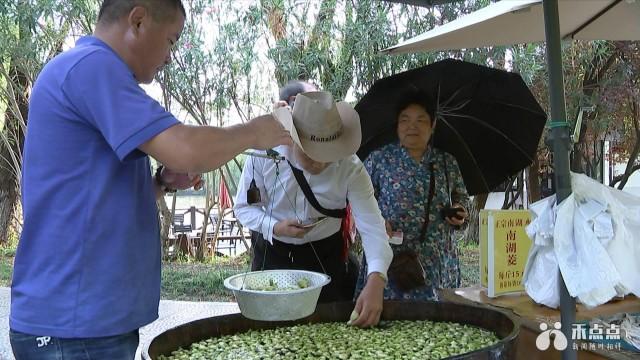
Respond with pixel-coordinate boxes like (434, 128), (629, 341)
(356, 142), (469, 300)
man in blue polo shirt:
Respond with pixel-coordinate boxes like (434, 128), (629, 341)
(9, 0), (291, 358)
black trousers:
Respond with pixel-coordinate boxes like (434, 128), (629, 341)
(250, 230), (357, 303)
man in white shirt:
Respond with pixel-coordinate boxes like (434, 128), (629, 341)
(234, 81), (393, 328)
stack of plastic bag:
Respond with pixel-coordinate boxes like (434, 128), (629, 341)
(523, 172), (640, 308)
(589, 313), (640, 351)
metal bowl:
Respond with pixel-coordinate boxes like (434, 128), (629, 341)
(224, 269), (331, 321)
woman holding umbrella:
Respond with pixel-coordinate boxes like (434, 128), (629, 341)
(355, 89), (469, 300)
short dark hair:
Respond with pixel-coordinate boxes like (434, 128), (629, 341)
(98, 0), (186, 24)
(279, 80), (315, 103)
(395, 89), (436, 126)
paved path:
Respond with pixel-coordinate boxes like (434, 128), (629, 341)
(1, 288), (10, 360)
(0, 287), (239, 360)
(136, 300), (239, 359)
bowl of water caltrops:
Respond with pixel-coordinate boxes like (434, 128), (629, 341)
(223, 269), (331, 321)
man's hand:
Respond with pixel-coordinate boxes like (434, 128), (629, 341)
(273, 219), (313, 238)
(247, 114), (292, 150)
(350, 272), (385, 328)
(273, 100), (291, 112)
(161, 167), (203, 190)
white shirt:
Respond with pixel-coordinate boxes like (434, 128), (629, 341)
(234, 145), (392, 277)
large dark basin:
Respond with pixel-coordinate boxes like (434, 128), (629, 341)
(144, 300), (519, 359)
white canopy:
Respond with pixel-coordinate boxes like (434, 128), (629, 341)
(384, 0), (640, 54)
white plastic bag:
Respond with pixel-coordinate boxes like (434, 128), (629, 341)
(523, 195), (560, 308)
(524, 173), (640, 309)
(554, 194), (619, 307)
(570, 173), (640, 300)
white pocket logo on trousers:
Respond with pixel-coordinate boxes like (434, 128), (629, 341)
(36, 336), (51, 348)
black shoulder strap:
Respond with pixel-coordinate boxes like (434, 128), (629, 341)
(287, 161), (346, 219)
(443, 154), (451, 200)
(419, 162), (436, 241)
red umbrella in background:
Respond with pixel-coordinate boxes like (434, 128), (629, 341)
(218, 179), (232, 211)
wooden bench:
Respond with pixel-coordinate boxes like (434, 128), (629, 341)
(173, 213), (185, 225)
(195, 234), (251, 257)
(216, 235), (250, 241)
(173, 224), (192, 234)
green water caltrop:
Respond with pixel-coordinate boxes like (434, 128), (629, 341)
(157, 320), (499, 359)
(244, 277), (311, 291)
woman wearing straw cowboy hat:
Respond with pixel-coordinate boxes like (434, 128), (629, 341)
(234, 82), (393, 328)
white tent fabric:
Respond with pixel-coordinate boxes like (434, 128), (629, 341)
(384, 0), (640, 54)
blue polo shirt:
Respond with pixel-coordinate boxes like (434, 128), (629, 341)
(10, 36), (179, 338)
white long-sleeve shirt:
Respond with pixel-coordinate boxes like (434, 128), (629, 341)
(234, 145), (392, 277)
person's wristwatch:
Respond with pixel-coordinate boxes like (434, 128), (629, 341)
(155, 165), (177, 193)
(369, 271), (388, 284)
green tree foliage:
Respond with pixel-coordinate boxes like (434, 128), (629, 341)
(161, 0), (272, 126)
(512, 40), (639, 189)
(600, 41), (640, 189)
(261, 0), (495, 100)
(0, 0), (97, 243)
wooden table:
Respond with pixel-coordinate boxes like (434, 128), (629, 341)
(439, 286), (639, 359)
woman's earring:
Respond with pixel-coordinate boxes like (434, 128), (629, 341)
(247, 179), (261, 204)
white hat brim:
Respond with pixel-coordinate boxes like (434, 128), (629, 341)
(273, 107), (302, 152)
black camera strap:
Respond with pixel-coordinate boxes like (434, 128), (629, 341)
(443, 156), (451, 205)
(287, 161), (346, 219)
(419, 162), (437, 243)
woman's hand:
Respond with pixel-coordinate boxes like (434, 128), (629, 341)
(444, 203), (468, 226)
(384, 220), (393, 237)
(350, 272), (385, 328)
(273, 219), (313, 238)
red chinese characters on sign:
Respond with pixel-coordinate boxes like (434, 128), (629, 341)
(499, 280), (522, 289)
(505, 230), (517, 266)
(498, 270), (523, 288)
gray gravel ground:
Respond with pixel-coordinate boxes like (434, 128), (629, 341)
(0, 287), (239, 360)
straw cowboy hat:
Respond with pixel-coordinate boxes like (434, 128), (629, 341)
(273, 91), (361, 163)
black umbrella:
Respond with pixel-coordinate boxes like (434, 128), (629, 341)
(355, 58), (547, 196)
